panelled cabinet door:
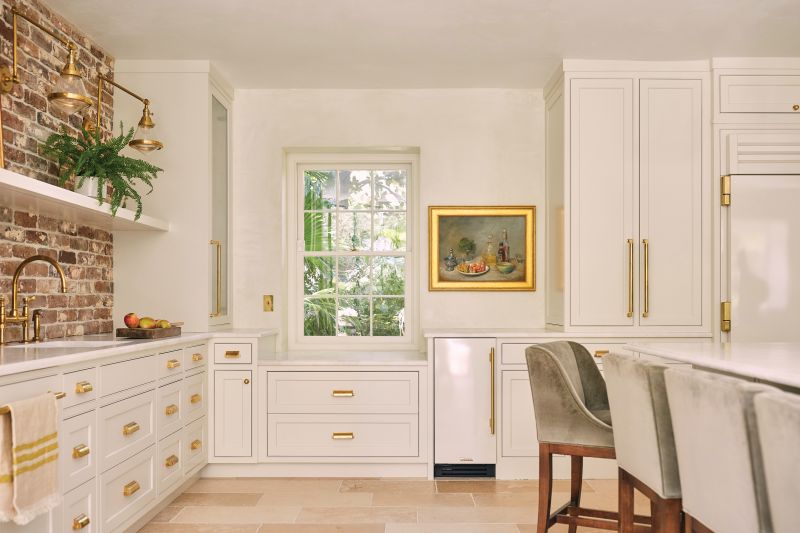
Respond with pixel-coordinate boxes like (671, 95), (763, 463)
(213, 370), (252, 457)
(639, 79), (703, 327)
(209, 92), (231, 325)
(570, 78), (635, 326)
(500, 371), (538, 457)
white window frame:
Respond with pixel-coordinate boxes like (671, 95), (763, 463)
(286, 150), (420, 351)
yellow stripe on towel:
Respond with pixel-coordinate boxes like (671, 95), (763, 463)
(12, 453), (58, 477)
(13, 431), (57, 452)
(0, 474), (12, 483)
(12, 442), (59, 465)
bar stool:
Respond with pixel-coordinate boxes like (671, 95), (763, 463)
(604, 352), (682, 532)
(525, 341), (649, 533)
(664, 367), (775, 533)
(754, 391), (800, 533)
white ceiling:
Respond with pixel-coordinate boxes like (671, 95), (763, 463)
(47, 0), (800, 89)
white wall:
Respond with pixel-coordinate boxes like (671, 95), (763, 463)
(232, 89), (544, 349)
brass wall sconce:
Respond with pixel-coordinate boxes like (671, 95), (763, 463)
(89, 74), (163, 152)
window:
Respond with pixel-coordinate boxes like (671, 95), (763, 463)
(287, 152), (418, 349)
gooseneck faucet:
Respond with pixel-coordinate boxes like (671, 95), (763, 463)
(0, 255), (68, 344)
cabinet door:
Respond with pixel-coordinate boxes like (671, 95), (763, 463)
(500, 371), (537, 457)
(209, 93), (231, 325)
(570, 79), (635, 326)
(639, 79), (703, 326)
(213, 370), (252, 457)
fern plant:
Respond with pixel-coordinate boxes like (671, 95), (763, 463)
(41, 124), (162, 220)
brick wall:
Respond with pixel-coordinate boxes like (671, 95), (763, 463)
(0, 0), (115, 342)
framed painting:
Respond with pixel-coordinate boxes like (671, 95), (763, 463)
(429, 205), (536, 291)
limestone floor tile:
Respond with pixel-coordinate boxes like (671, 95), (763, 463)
(173, 492), (262, 506)
(257, 490), (372, 506)
(188, 477), (343, 493)
(387, 524), (521, 533)
(148, 506), (183, 523)
(472, 491), (540, 507)
(341, 478), (436, 494)
(436, 479), (589, 494)
(138, 525), (259, 533)
(419, 506), (537, 524)
(371, 491), (475, 507)
(258, 525), (385, 533)
(170, 505), (300, 524)
(295, 506), (418, 524)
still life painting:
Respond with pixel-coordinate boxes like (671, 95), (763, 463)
(429, 205), (536, 291)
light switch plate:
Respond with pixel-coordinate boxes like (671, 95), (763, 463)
(263, 295), (274, 312)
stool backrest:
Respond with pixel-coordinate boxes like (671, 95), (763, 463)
(664, 367), (775, 533)
(604, 352), (680, 499)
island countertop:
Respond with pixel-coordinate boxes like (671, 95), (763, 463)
(624, 342), (800, 390)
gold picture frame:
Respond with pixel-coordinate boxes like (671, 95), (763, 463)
(429, 205), (536, 291)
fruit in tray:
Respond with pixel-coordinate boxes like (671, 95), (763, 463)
(456, 260), (488, 274)
(156, 319), (171, 329)
(123, 312), (139, 328)
(137, 317), (156, 329)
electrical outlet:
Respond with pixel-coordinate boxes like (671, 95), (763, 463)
(263, 295), (274, 312)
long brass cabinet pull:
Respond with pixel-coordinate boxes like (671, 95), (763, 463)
(642, 239), (650, 318)
(627, 239), (634, 317)
(75, 381), (92, 394)
(210, 239), (222, 318)
(489, 347), (495, 435)
(72, 513), (90, 530)
(332, 390), (355, 397)
(122, 422), (140, 436)
(72, 444), (90, 459)
(123, 480), (140, 497)
(332, 432), (354, 440)
(224, 350), (240, 358)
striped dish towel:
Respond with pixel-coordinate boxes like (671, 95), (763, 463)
(0, 392), (60, 525)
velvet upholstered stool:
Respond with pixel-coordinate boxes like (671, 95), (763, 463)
(525, 341), (650, 533)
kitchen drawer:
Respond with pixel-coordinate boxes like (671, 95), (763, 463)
(99, 389), (156, 471)
(156, 380), (183, 439)
(61, 410), (96, 493)
(62, 478), (97, 533)
(158, 349), (184, 382)
(100, 354), (156, 397)
(100, 445), (155, 532)
(0, 374), (61, 407)
(267, 414), (418, 457)
(157, 430), (182, 495)
(62, 367), (97, 408)
(183, 417), (207, 474)
(501, 342), (612, 366)
(184, 344), (208, 373)
(720, 75), (800, 114)
(183, 371), (206, 423)
(268, 371), (418, 414)
(214, 343), (252, 364)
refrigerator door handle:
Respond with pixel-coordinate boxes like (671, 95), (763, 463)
(489, 347), (495, 435)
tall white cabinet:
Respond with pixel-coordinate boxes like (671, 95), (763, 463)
(546, 61), (711, 333)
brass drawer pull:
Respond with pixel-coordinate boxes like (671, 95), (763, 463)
(165, 454), (179, 468)
(210, 239), (222, 318)
(165, 404), (178, 416)
(332, 432), (355, 440)
(594, 350), (609, 359)
(190, 439), (202, 450)
(55, 391), (66, 400)
(122, 422), (140, 436)
(627, 238), (634, 318)
(190, 394), (202, 404)
(192, 353), (203, 362)
(224, 350), (240, 358)
(75, 381), (93, 394)
(794, 104), (799, 111)
(72, 513), (90, 530)
(123, 480), (140, 497)
(244, 378), (250, 385)
(332, 390), (354, 397)
(72, 444), (90, 459)
(167, 359), (181, 369)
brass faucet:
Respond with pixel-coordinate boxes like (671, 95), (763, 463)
(0, 255), (68, 345)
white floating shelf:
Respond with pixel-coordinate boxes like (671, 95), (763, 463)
(0, 168), (169, 232)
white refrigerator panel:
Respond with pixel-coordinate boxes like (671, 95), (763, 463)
(730, 174), (800, 341)
(434, 338), (496, 464)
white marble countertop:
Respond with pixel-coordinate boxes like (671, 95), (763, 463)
(424, 328), (712, 339)
(259, 350), (428, 366)
(625, 342), (800, 389)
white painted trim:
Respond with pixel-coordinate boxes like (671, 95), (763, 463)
(562, 59), (710, 73)
(201, 462), (430, 478)
(712, 57), (800, 70)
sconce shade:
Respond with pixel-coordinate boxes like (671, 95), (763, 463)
(47, 50), (92, 113)
(129, 102), (163, 152)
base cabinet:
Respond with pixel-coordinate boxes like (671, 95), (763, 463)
(213, 370), (252, 458)
(501, 371), (537, 457)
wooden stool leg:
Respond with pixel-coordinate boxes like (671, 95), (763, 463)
(618, 467), (635, 533)
(652, 498), (682, 533)
(568, 455), (584, 533)
(684, 513), (693, 533)
(537, 443), (553, 533)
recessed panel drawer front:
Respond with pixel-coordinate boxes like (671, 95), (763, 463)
(720, 75), (800, 113)
(61, 410), (96, 492)
(268, 371), (419, 414)
(267, 414), (418, 457)
(501, 342), (615, 367)
(158, 349), (184, 382)
(63, 367), (97, 408)
(63, 478), (97, 533)
(183, 417), (206, 474)
(99, 446), (155, 532)
(100, 354), (156, 397)
(214, 343), (252, 364)
(184, 344), (208, 373)
(156, 380), (183, 439)
(157, 430), (182, 495)
(183, 371), (206, 423)
(99, 390), (156, 471)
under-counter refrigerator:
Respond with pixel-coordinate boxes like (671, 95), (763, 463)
(434, 337), (497, 477)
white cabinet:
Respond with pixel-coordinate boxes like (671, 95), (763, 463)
(719, 75), (800, 114)
(209, 91), (232, 326)
(500, 370), (537, 457)
(213, 370), (252, 457)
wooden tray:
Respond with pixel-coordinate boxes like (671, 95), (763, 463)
(116, 327), (182, 339)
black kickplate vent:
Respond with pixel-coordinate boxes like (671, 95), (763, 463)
(434, 463), (496, 478)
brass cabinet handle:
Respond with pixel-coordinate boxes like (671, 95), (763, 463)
(72, 444), (90, 459)
(122, 422), (140, 436)
(72, 513), (90, 530)
(167, 359), (181, 369)
(332, 390), (355, 397)
(165, 454), (179, 468)
(224, 350), (240, 358)
(794, 104), (799, 111)
(190, 393), (202, 404)
(54, 391), (66, 400)
(165, 404), (178, 416)
(191, 439), (202, 450)
(210, 239), (222, 318)
(75, 381), (93, 394)
(123, 480), (140, 497)
(332, 432), (354, 440)
(627, 239), (634, 317)
(244, 378), (250, 385)
(489, 347), (495, 435)
(594, 350), (610, 359)
(192, 353), (203, 362)
(642, 239), (650, 318)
